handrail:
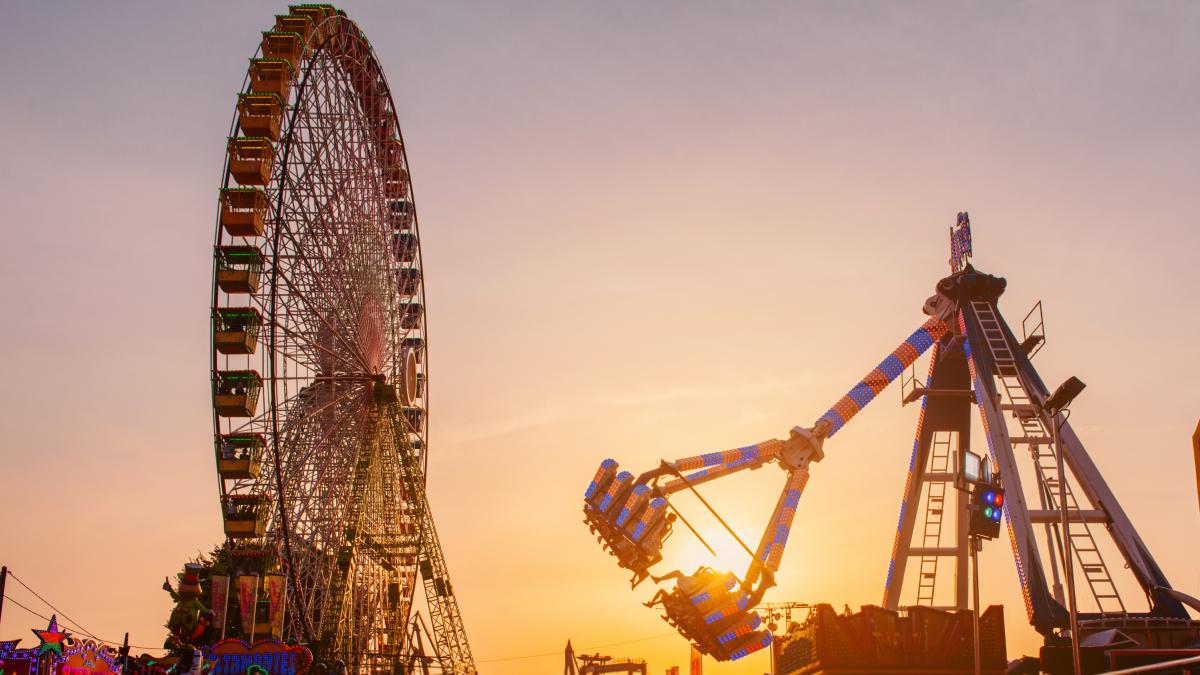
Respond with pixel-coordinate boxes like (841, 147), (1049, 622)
(1102, 654), (1200, 674)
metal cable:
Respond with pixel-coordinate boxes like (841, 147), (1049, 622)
(2, 593), (164, 652)
(7, 570), (99, 643)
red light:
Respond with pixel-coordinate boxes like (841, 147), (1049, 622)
(994, 493), (1003, 507)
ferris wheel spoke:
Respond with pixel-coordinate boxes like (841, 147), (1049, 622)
(273, 66), (386, 375)
(279, 393), (376, 624)
(279, 395), (370, 525)
(275, 319), (362, 375)
(272, 262), (375, 374)
(272, 290), (372, 375)
(276, 187), (384, 361)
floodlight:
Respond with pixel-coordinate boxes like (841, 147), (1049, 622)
(962, 451), (983, 484)
(1045, 376), (1086, 413)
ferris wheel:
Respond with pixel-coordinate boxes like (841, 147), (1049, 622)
(207, 6), (469, 672)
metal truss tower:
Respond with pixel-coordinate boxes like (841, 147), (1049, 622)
(882, 216), (1189, 636)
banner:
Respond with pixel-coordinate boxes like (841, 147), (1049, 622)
(211, 575), (230, 639)
(235, 576), (260, 639)
(689, 646), (702, 675)
(265, 575), (287, 639)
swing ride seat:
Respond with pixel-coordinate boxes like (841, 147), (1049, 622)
(583, 459), (674, 585)
(656, 568), (773, 662)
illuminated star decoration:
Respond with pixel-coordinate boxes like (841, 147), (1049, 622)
(32, 616), (70, 657)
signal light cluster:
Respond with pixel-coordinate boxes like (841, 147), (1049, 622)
(969, 483), (1005, 539)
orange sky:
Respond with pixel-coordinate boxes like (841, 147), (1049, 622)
(1, 3), (1199, 674)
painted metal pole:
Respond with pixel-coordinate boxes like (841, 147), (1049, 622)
(971, 538), (981, 675)
(1055, 413), (1082, 675)
(0, 565), (6, 625)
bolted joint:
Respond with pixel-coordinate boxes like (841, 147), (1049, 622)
(781, 425), (825, 469)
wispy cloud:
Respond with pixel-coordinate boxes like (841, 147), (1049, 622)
(443, 373), (825, 444)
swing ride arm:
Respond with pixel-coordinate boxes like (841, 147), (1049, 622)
(581, 315), (949, 661)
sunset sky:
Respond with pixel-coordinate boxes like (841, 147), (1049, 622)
(2, 2), (1199, 674)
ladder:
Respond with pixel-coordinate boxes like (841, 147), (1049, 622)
(969, 301), (1125, 615)
(1029, 437), (1125, 614)
(916, 431), (954, 606)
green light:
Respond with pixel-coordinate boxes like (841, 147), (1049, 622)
(983, 506), (993, 519)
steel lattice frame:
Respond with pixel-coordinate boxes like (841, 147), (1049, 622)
(210, 7), (427, 669)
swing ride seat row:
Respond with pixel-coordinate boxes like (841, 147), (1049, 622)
(658, 568), (773, 662)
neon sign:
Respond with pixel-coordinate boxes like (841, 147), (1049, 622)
(60, 641), (121, 675)
(202, 639), (311, 675)
(0, 639), (40, 675)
